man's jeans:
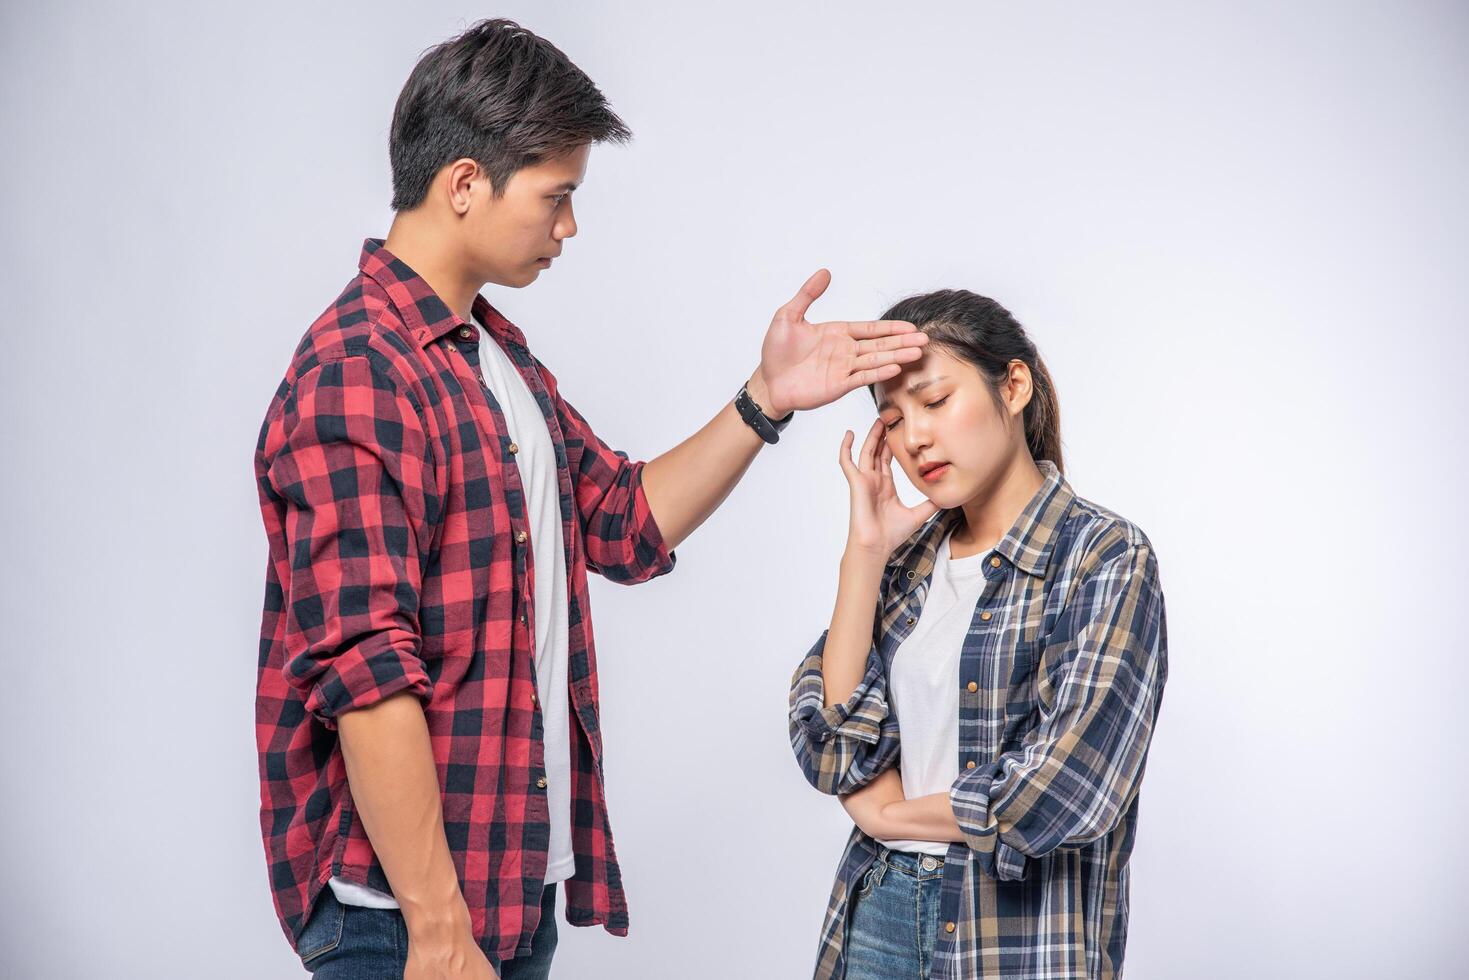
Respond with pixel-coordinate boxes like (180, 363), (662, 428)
(844, 846), (944, 980)
(296, 881), (558, 979)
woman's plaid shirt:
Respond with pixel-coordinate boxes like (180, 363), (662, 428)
(789, 460), (1167, 979)
(254, 240), (675, 961)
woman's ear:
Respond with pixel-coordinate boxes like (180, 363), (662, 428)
(1004, 359), (1034, 418)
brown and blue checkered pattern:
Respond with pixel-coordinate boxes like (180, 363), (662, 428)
(790, 460), (1167, 979)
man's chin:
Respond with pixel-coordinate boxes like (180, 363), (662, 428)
(484, 267), (543, 289)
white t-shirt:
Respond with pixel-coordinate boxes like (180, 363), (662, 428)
(876, 531), (991, 856)
(329, 321), (576, 909)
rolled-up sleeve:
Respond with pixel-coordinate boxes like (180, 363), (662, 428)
(538, 360), (675, 586)
(264, 355), (436, 728)
(788, 629), (902, 795)
(950, 543), (1167, 881)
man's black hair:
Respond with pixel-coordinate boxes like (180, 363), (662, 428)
(389, 18), (630, 210)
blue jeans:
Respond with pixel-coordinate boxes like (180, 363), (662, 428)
(296, 882), (558, 979)
(844, 846), (944, 980)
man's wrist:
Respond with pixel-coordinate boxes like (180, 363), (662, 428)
(744, 367), (788, 421)
(400, 890), (472, 938)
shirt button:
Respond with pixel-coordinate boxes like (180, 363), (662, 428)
(509, 442), (519, 455)
(516, 531), (528, 544)
(989, 556), (1001, 568)
(905, 616), (916, 626)
(966, 681), (978, 693)
(945, 921), (956, 933)
(980, 611), (992, 621)
(905, 570), (917, 580)
(536, 777), (548, 789)
(966, 760), (977, 769)
(458, 326), (474, 339)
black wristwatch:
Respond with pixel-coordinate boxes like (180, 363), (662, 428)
(735, 382), (795, 444)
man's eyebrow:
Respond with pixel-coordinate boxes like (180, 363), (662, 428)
(876, 375), (947, 413)
(550, 181), (580, 193)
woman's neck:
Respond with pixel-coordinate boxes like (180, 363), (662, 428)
(949, 455), (1046, 559)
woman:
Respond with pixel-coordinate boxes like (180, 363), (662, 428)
(788, 290), (1168, 979)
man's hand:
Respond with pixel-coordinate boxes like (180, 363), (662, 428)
(403, 918), (499, 980)
(336, 693), (500, 979)
(746, 269), (929, 418)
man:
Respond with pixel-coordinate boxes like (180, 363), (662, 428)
(254, 18), (929, 979)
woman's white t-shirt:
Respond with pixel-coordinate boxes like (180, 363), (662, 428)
(876, 531), (991, 856)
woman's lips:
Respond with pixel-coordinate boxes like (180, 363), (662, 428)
(920, 463), (951, 483)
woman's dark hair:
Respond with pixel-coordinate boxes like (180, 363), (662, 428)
(875, 290), (1063, 473)
(389, 19), (631, 210)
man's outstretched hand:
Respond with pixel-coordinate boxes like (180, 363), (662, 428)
(745, 269), (929, 418)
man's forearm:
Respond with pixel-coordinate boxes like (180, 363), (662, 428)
(336, 692), (470, 938)
(639, 367), (778, 551)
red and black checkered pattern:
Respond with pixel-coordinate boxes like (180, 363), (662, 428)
(254, 239), (675, 960)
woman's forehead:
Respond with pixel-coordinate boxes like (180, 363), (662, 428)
(876, 346), (963, 407)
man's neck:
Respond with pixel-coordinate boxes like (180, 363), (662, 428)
(383, 214), (482, 321)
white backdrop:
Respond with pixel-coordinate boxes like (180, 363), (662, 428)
(2, 2), (1465, 977)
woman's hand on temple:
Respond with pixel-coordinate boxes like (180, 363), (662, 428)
(839, 419), (939, 563)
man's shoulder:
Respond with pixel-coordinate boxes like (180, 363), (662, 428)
(283, 272), (425, 390)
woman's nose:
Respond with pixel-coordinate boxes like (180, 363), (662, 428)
(903, 421), (931, 456)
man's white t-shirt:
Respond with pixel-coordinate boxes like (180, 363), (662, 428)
(328, 321), (576, 908)
(876, 531), (991, 856)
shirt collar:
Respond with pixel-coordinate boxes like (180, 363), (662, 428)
(887, 459), (1074, 589)
(357, 238), (529, 350)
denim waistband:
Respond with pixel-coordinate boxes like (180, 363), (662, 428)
(873, 844), (947, 881)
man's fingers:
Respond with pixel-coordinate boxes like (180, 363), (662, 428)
(782, 268), (832, 321)
(854, 332), (929, 355)
(853, 347), (925, 372)
(838, 319), (921, 341)
(844, 364), (904, 392)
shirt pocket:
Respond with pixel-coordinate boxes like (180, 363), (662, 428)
(1002, 639), (1043, 738)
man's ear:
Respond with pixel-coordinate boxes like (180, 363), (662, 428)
(443, 158), (482, 216)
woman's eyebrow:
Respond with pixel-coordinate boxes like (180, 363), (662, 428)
(877, 375), (948, 412)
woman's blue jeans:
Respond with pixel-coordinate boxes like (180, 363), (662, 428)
(844, 846), (945, 980)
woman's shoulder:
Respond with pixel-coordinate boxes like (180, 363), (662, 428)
(1051, 489), (1159, 582)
